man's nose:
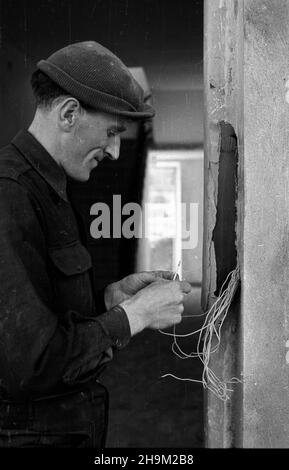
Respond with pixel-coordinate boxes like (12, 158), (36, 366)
(105, 135), (121, 161)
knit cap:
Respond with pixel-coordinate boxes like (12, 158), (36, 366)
(37, 41), (155, 120)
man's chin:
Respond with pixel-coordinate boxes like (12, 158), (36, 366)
(77, 173), (91, 182)
(66, 171), (91, 183)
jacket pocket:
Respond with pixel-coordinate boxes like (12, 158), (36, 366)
(48, 241), (92, 276)
(48, 242), (94, 315)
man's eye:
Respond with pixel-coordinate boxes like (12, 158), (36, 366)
(108, 131), (116, 138)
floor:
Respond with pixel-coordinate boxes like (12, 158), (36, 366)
(101, 288), (204, 448)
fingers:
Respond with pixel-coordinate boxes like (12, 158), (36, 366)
(151, 310), (183, 330)
(178, 280), (192, 294)
(127, 271), (185, 288)
(137, 272), (159, 284)
(150, 270), (175, 281)
(171, 306), (184, 327)
(134, 271), (173, 286)
(178, 303), (184, 314)
(175, 314), (182, 325)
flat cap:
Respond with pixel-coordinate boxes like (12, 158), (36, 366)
(37, 41), (155, 120)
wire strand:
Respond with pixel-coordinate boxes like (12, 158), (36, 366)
(160, 266), (242, 401)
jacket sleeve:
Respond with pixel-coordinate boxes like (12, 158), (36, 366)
(0, 178), (131, 399)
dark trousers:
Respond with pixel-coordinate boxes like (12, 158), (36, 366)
(0, 381), (109, 448)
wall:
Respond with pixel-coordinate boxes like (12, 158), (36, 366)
(152, 89), (203, 146)
(203, 0), (243, 447)
(242, 0), (289, 448)
(204, 0), (289, 449)
(0, 0), (203, 148)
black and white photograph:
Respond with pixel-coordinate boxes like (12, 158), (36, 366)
(0, 0), (288, 459)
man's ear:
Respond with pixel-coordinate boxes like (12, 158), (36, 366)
(58, 97), (81, 131)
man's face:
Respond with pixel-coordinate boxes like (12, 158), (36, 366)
(61, 110), (127, 182)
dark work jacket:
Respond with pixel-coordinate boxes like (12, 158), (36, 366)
(0, 130), (131, 401)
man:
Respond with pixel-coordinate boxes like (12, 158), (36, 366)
(0, 41), (191, 447)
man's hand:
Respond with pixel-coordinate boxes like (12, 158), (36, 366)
(104, 271), (174, 310)
(120, 279), (192, 336)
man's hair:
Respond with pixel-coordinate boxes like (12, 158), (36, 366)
(31, 69), (93, 111)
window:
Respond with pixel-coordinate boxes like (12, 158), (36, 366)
(137, 149), (203, 283)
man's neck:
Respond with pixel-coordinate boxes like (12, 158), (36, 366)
(28, 110), (62, 166)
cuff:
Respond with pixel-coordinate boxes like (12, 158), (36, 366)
(97, 305), (131, 349)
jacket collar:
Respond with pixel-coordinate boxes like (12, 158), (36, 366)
(11, 130), (68, 202)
